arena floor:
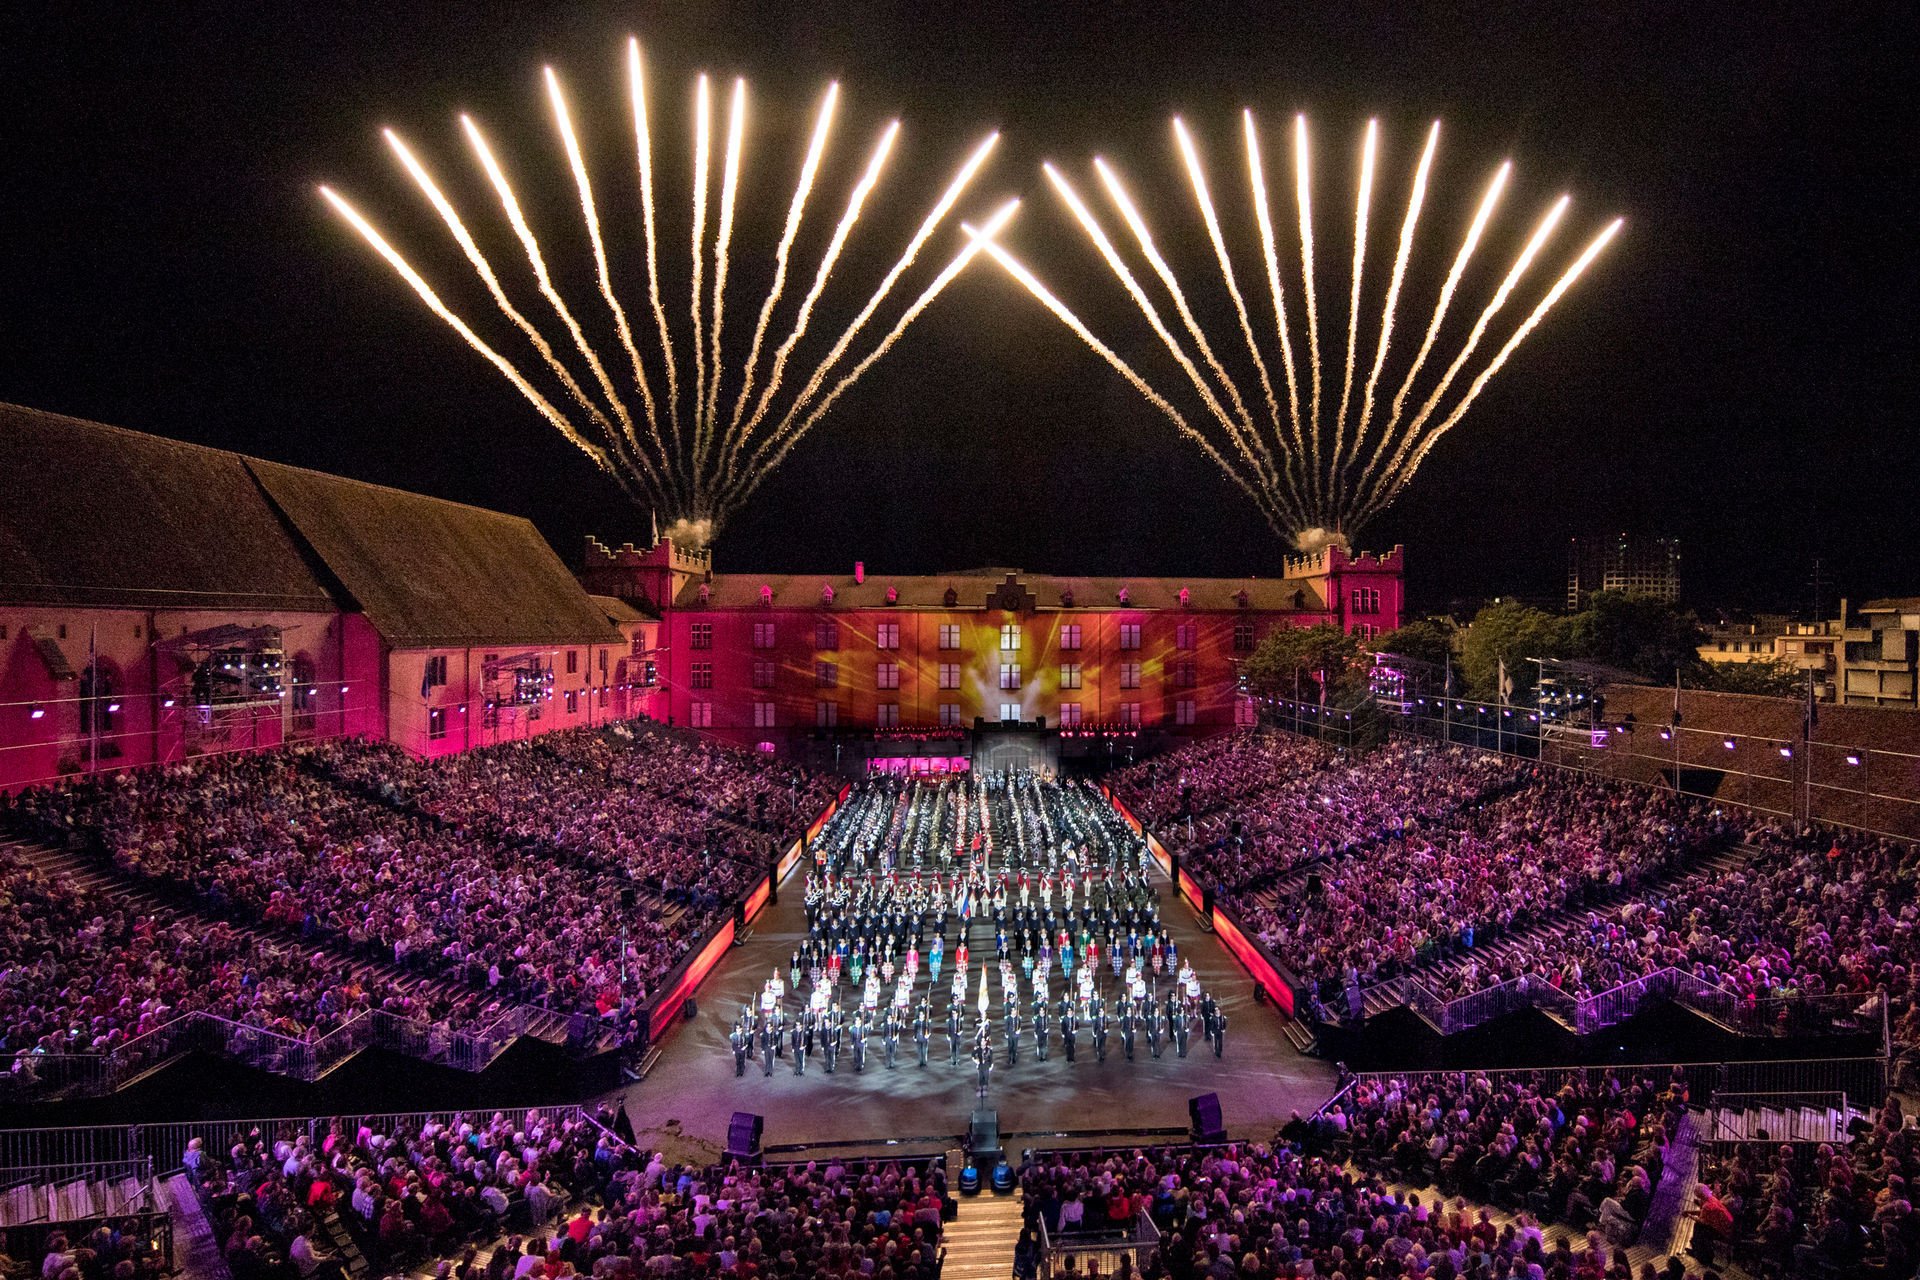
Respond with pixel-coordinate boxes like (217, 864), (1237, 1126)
(618, 844), (1337, 1161)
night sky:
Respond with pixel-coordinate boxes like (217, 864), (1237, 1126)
(2, 3), (1914, 614)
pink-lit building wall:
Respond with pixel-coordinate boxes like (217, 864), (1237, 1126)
(586, 541), (1405, 748)
(0, 607), (663, 792)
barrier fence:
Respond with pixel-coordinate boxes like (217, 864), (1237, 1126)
(1702, 1091), (1857, 1147)
(1038, 1208), (1160, 1279)
(1395, 964), (1890, 1046)
(0, 1104), (614, 1182)
(1337, 1054), (1889, 1116)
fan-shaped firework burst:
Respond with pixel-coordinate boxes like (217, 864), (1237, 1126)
(321, 38), (1015, 548)
(970, 114), (1622, 551)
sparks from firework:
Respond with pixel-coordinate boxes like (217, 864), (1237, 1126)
(322, 38), (1005, 544)
(977, 114), (1621, 548)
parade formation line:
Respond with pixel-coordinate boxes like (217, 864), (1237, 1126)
(622, 771), (1337, 1151)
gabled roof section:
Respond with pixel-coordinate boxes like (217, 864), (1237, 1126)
(0, 403), (336, 613)
(675, 570), (1325, 612)
(590, 593), (656, 625)
(248, 459), (620, 649)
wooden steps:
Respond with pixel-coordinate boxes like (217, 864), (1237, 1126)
(943, 1174), (1025, 1280)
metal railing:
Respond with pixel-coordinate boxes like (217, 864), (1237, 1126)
(1572, 969), (1676, 1034)
(1038, 1207), (1159, 1279)
(0, 999), (553, 1103)
(3, 1210), (172, 1273)
(1308, 1075), (1358, 1122)
(0, 1104), (611, 1181)
(0, 1052), (116, 1101)
(1335, 1055), (1888, 1116)
(1703, 1091), (1856, 1146)
(0, 1158), (155, 1220)
(1444, 973), (1579, 1034)
(1389, 963), (1891, 1045)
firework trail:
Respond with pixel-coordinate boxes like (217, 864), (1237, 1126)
(965, 223), (1281, 526)
(1371, 194), (1569, 494)
(546, 67), (663, 469)
(1174, 117), (1285, 488)
(980, 113), (1620, 547)
(1329, 119), (1377, 476)
(1095, 158), (1267, 482)
(1363, 217), (1624, 525)
(1294, 115), (1324, 503)
(729, 120), (900, 461)
(381, 130), (619, 452)
(725, 84), (839, 446)
(323, 39), (1004, 545)
(461, 115), (641, 463)
(1346, 121), (1438, 476)
(744, 131), (1002, 482)
(736, 197), (1024, 510)
(1243, 112), (1307, 485)
(318, 186), (621, 484)
(1040, 163), (1249, 483)
(688, 74), (712, 469)
(628, 39), (681, 446)
(1362, 160), (1506, 485)
(701, 78), (748, 469)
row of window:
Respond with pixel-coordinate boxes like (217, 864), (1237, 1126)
(428, 649), (615, 688)
(700, 659), (1209, 690)
(685, 699), (1221, 729)
(427, 683), (623, 741)
(688, 620), (1260, 652)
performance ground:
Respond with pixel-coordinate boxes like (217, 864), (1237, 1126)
(620, 836), (1337, 1161)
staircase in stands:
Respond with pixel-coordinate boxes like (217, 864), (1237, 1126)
(941, 1159), (1025, 1280)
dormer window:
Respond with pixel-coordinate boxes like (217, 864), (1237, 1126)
(1178, 587), (1191, 608)
(1235, 589), (1250, 609)
(822, 583), (836, 605)
(698, 583), (711, 605)
(885, 585), (899, 605)
(759, 584), (773, 607)
(1061, 589), (1075, 608)
(943, 586), (959, 608)
(1117, 586), (1131, 606)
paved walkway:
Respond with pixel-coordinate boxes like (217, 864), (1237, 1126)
(621, 847), (1337, 1158)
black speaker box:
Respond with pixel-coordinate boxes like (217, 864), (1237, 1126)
(726, 1111), (764, 1161)
(969, 1108), (1001, 1166)
(1188, 1092), (1225, 1144)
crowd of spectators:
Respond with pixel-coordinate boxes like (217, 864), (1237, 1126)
(1318, 1067), (1691, 1250)
(1693, 1093), (1920, 1277)
(1017, 1119), (1703, 1280)
(1110, 735), (1521, 893)
(1370, 820), (1919, 1027)
(1246, 777), (1730, 1002)
(26, 1222), (170, 1280)
(183, 1107), (943, 1280)
(0, 845), (464, 1072)
(1110, 728), (1920, 1041)
(2, 726), (833, 1060)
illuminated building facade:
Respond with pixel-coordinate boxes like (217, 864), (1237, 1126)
(582, 538), (1404, 757)
(0, 406), (657, 792)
